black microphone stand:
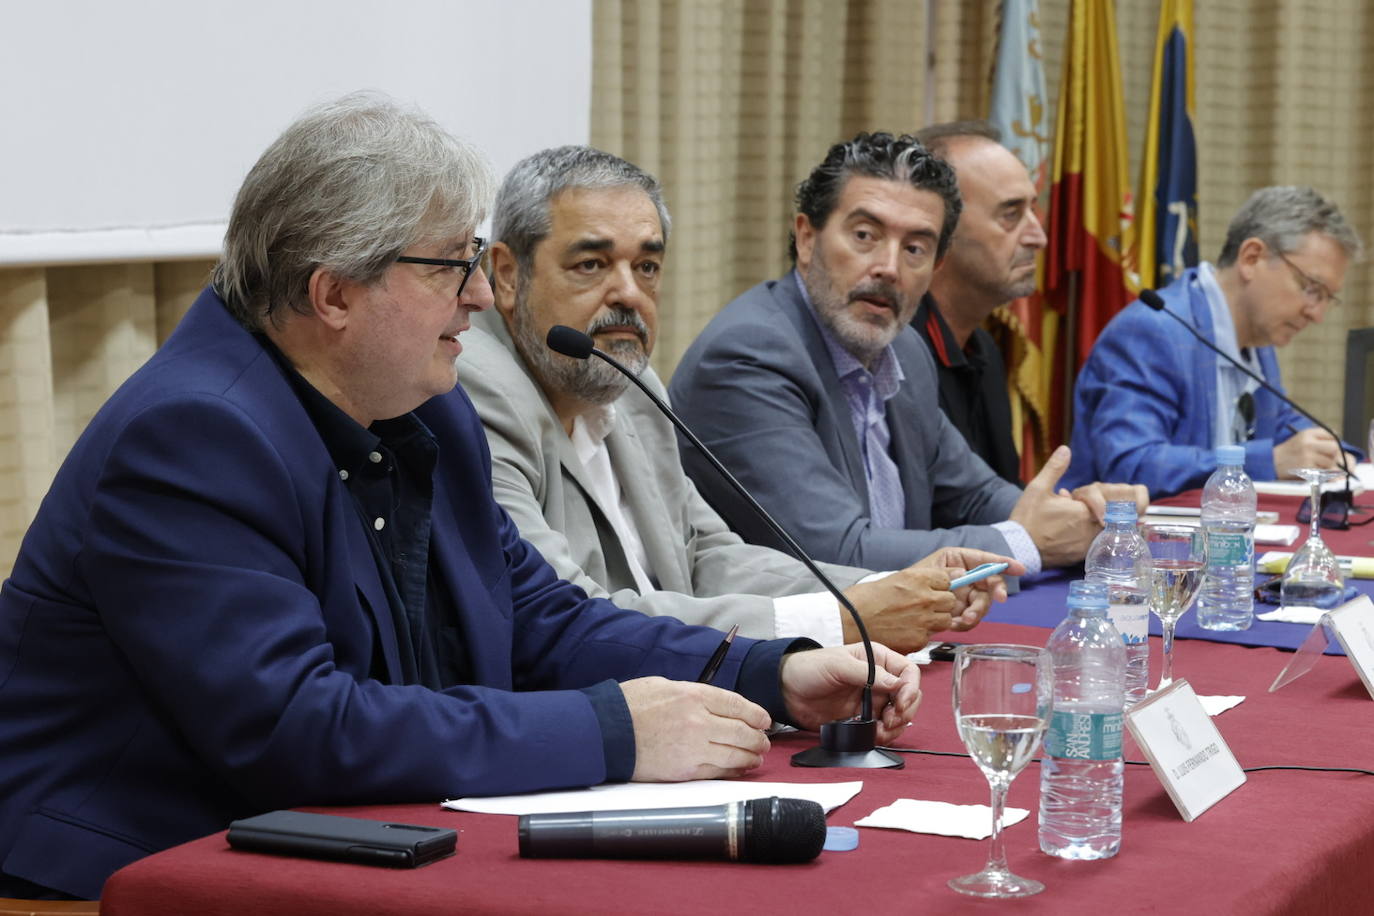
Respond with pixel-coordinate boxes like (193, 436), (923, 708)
(547, 326), (902, 768)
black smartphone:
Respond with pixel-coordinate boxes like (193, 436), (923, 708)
(1254, 574), (1284, 603)
(227, 810), (457, 868)
(928, 642), (962, 662)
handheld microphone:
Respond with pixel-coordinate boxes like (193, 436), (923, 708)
(1138, 288), (1355, 494)
(546, 325), (901, 768)
(518, 796), (826, 863)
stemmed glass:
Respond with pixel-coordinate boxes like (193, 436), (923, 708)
(1282, 467), (1346, 609)
(1144, 524), (1205, 689)
(948, 644), (1051, 899)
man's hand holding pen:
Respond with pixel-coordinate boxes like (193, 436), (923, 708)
(623, 642), (918, 782)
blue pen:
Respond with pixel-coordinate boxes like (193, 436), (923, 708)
(949, 561), (1009, 590)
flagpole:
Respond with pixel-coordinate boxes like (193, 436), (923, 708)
(1061, 271), (1079, 446)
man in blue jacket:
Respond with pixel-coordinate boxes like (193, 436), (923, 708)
(1066, 187), (1363, 496)
(0, 95), (918, 900)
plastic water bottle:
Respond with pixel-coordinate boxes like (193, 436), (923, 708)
(1197, 445), (1256, 630)
(1039, 581), (1125, 861)
(1084, 500), (1150, 706)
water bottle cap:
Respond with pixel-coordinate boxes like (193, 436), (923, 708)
(1216, 444), (1245, 466)
(1104, 500), (1138, 524)
(1067, 579), (1108, 609)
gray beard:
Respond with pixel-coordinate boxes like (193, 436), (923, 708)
(803, 261), (899, 366)
(510, 298), (649, 406)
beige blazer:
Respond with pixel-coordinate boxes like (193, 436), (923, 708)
(456, 309), (868, 638)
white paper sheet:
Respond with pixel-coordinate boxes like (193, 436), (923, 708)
(441, 779), (864, 816)
(854, 799), (1029, 840)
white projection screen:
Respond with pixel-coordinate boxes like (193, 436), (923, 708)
(0, 0), (592, 265)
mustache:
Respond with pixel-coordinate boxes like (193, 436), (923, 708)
(586, 308), (650, 345)
(847, 281), (901, 311)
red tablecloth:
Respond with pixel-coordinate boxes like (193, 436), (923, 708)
(100, 621), (1374, 916)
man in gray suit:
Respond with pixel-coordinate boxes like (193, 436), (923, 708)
(669, 132), (1133, 577)
(455, 146), (1020, 653)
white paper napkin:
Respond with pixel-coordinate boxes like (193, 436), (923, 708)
(1255, 524), (1300, 546)
(1143, 689), (1244, 716)
(907, 646), (935, 665)
(854, 798), (1029, 840)
(1257, 606), (1325, 625)
(1198, 694), (1245, 716)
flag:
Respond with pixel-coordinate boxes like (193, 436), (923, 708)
(986, 0), (1053, 479)
(1042, 0), (1135, 443)
(1125, 0), (1198, 293)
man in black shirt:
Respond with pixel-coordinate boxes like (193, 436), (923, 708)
(913, 122), (1047, 484)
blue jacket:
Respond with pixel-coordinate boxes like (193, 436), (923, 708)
(1064, 267), (1310, 495)
(0, 290), (778, 899)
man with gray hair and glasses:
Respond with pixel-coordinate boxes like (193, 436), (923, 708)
(1066, 186), (1364, 497)
(445, 145), (1020, 656)
(0, 97), (919, 900)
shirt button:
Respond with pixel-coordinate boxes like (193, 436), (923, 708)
(369, 451), (383, 464)
(374, 517), (386, 531)
(338, 469), (349, 481)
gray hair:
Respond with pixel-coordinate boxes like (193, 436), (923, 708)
(1217, 186), (1364, 267)
(491, 146), (670, 281)
(213, 92), (494, 331)
(790, 132), (961, 263)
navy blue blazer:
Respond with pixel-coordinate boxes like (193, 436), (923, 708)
(0, 290), (772, 898)
(1064, 267), (1311, 496)
(668, 273), (1022, 572)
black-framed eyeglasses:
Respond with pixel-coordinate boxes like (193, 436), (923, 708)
(1295, 488), (1374, 530)
(1274, 249), (1340, 308)
(396, 237), (488, 298)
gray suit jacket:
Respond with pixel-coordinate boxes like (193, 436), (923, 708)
(455, 309), (870, 639)
(668, 273), (1022, 572)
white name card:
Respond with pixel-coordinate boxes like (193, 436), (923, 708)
(1124, 679), (1246, 822)
(1327, 596), (1374, 700)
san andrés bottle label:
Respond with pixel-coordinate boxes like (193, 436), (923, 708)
(1045, 711), (1123, 760)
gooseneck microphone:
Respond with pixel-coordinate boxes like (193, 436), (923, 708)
(546, 325), (902, 769)
(518, 796), (826, 863)
(1138, 289), (1355, 493)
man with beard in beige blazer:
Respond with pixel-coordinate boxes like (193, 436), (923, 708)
(444, 146), (1020, 653)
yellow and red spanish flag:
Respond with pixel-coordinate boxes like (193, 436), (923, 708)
(986, 0), (1053, 478)
(1125, 0), (1198, 293)
(1042, 0), (1135, 385)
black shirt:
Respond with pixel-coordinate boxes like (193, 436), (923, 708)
(260, 337), (470, 688)
(913, 294), (1022, 485)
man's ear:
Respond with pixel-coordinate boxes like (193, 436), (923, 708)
(1234, 236), (1267, 283)
(306, 266), (353, 331)
(793, 213), (817, 271)
(489, 241), (521, 322)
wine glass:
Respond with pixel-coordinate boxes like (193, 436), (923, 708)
(948, 644), (1051, 899)
(1281, 467), (1346, 610)
(1144, 524), (1205, 689)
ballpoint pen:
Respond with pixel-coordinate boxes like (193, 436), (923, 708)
(697, 624), (739, 684)
(949, 561), (1009, 590)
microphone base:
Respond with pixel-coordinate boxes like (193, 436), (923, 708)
(789, 718), (905, 769)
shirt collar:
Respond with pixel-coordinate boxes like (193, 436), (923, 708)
(569, 403), (619, 467)
(1196, 261), (1260, 368)
(794, 270), (905, 401)
(917, 293), (975, 370)
(255, 333), (438, 478)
